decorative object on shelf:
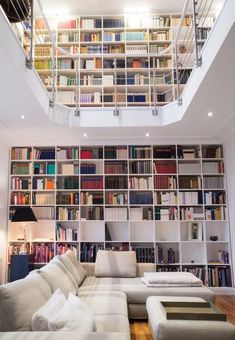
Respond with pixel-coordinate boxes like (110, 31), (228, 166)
(179, 45), (186, 54)
(187, 222), (203, 241)
(11, 207), (37, 254)
(210, 235), (218, 241)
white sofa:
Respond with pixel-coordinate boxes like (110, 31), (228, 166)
(0, 250), (215, 337)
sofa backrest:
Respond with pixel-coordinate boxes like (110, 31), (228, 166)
(57, 250), (87, 286)
(95, 250), (137, 278)
(0, 272), (52, 331)
(36, 257), (78, 297)
(82, 257), (155, 277)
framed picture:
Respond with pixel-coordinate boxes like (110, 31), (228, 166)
(187, 222), (203, 241)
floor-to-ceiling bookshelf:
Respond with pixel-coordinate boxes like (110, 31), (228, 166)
(29, 13), (213, 107)
(8, 143), (231, 287)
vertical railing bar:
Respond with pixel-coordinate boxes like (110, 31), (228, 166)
(178, 17), (193, 52)
(178, 38), (195, 84)
(192, 0), (202, 67)
(174, 41), (182, 105)
(20, 0), (29, 13)
(15, 0), (27, 18)
(198, 0), (214, 28)
(152, 57), (157, 115)
(9, 0), (24, 21)
(26, 0), (34, 68)
(113, 57), (119, 116)
(36, 0), (55, 46)
(197, 0), (209, 26)
(49, 42), (56, 108)
(195, 0), (204, 17)
(74, 57), (80, 116)
(176, 24), (194, 71)
(8, 0), (29, 46)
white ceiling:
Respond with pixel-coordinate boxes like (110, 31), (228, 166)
(37, 0), (224, 16)
(0, 0), (234, 146)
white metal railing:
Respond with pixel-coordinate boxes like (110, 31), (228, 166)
(7, 0), (221, 114)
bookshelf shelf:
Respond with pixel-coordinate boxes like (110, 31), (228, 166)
(30, 13), (213, 108)
(8, 144), (232, 286)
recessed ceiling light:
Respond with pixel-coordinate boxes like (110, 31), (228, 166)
(208, 112), (213, 117)
(20, 114), (27, 119)
(83, 133), (87, 137)
(123, 7), (150, 14)
(145, 132), (150, 137)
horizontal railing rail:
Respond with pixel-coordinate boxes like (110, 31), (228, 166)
(7, 0), (221, 114)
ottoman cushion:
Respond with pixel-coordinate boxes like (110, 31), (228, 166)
(146, 296), (235, 340)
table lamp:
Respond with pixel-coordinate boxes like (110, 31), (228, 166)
(11, 207), (37, 254)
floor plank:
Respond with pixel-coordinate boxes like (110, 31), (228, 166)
(130, 321), (152, 340)
(130, 295), (235, 340)
(215, 295), (235, 325)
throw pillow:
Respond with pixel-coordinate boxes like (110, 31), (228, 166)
(48, 293), (95, 332)
(31, 288), (66, 331)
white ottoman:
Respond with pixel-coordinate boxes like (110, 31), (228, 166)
(146, 296), (235, 340)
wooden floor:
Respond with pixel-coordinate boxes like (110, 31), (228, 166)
(130, 295), (235, 340)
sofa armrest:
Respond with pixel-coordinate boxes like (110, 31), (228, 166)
(136, 263), (155, 277)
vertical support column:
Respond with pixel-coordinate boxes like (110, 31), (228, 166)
(152, 56), (158, 116)
(49, 40), (56, 109)
(174, 42), (182, 106)
(26, 0), (34, 69)
(74, 57), (80, 117)
(113, 57), (119, 116)
(192, 0), (202, 67)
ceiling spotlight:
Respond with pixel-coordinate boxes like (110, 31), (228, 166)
(208, 112), (213, 117)
(20, 114), (27, 119)
(145, 132), (150, 137)
(123, 7), (150, 14)
(83, 133), (87, 137)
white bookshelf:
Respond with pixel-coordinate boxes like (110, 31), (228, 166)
(29, 13), (214, 108)
(8, 143), (232, 287)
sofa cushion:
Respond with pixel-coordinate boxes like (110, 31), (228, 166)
(37, 257), (77, 297)
(31, 288), (66, 331)
(78, 290), (128, 317)
(94, 315), (130, 334)
(48, 293), (95, 332)
(95, 250), (136, 278)
(79, 276), (215, 304)
(0, 272), (52, 331)
(0, 332), (131, 340)
(57, 250), (87, 287)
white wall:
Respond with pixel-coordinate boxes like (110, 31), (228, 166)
(224, 132), (235, 285)
(0, 140), (9, 284)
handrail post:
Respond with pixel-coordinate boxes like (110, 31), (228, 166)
(193, 0), (202, 67)
(49, 38), (56, 109)
(26, 0), (34, 69)
(74, 57), (80, 117)
(152, 56), (158, 116)
(113, 57), (119, 116)
(174, 42), (182, 106)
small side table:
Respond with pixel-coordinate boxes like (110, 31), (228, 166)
(146, 296), (235, 340)
(9, 254), (34, 282)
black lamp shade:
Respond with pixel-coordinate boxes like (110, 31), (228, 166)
(11, 207), (37, 222)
